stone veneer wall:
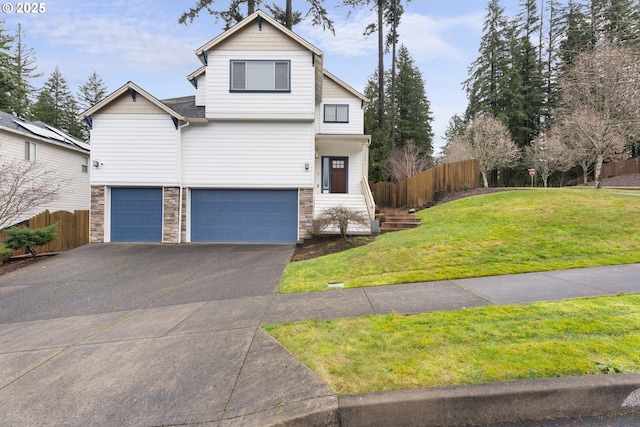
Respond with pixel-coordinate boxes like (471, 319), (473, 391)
(299, 188), (314, 240)
(163, 187), (180, 243)
(90, 186), (105, 243)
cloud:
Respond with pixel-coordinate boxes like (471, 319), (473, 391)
(399, 12), (483, 62)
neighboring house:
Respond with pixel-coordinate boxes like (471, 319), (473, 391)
(82, 10), (374, 244)
(0, 111), (90, 226)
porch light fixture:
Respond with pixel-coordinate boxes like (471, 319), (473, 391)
(92, 160), (100, 168)
(315, 150), (319, 158)
(305, 162), (310, 170)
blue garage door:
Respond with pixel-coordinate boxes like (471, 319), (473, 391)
(111, 188), (162, 242)
(191, 189), (298, 243)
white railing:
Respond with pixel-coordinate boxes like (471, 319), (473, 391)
(361, 175), (376, 221)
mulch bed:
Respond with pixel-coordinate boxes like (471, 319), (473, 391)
(0, 254), (57, 277)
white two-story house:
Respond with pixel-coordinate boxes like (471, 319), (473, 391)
(0, 111), (90, 227)
(82, 10), (374, 244)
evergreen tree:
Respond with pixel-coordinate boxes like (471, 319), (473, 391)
(393, 45), (433, 153)
(179, 0), (333, 32)
(363, 69), (390, 182)
(559, 1), (593, 71)
(463, 0), (511, 123)
(0, 20), (19, 114)
(78, 71), (108, 140)
(32, 67), (83, 138)
(78, 71), (107, 111)
(511, 0), (545, 147)
(11, 23), (42, 118)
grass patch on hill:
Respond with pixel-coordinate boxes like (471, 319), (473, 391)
(279, 188), (640, 293)
(264, 294), (640, 394)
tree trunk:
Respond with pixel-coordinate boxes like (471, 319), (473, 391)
(286, 0), (293, 30)
(481, 172), (489, 188)
(594, 153), (604, 188)
(248, 0), (255, 14)
(377, 0), (385, 132)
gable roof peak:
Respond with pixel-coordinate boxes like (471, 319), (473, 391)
(194, 9), (322, 63)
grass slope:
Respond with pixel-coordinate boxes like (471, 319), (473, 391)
(265, 294), (640, 394)
(279, 189), (640, 293)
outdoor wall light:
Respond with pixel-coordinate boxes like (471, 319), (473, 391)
(92, 160), (100, 168)
(305, 162), (310, 170)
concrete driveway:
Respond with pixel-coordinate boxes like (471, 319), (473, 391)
(0, 244), (337, 426)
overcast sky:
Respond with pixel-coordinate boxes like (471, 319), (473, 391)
(2, 0), (525, 151)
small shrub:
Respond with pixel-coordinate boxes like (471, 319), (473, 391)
(0, 245), (11, 260)
(1, 224), (57, 258)
(314, 206), (371, 239)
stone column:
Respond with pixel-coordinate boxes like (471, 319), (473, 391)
(163, 187), (180, 243)
(299, 188), (314, 240)
(90, 186), (105, 243)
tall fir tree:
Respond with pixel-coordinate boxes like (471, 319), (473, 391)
(463, 0), (511, 123)
(32, 67), (83, 138)
(77, 71), (108, 140)
(11, 23), (42, 118)
(393, 45), (434, 153)
(511, 0), (545, 147)
(0, 20), (19, 114)
(363, 69), (390, 182)
(78, 71), (107, 112)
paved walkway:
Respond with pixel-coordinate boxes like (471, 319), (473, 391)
(264, 263), (640, 323)
(1, 244), (639, 426)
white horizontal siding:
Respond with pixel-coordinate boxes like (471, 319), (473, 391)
(195, 76), (206, 107)
(181, 121), (314, 187)
(0, 131), (90, 224)
(205, 50), (315, 120)
(316, 98), (365, 135)
(90, 114), (179, 186)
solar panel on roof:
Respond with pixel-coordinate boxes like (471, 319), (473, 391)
(45, 125), (90, 150)
(13, 120), (66, 142)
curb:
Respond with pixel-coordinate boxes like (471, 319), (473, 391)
(335, 373), (640, 427)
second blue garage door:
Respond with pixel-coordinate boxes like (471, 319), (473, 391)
(190, 189), (298, 243)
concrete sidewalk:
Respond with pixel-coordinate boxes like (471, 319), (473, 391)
(264, 263), (640, 323)
(1, 245), (640, 426)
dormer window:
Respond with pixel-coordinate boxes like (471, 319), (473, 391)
(230, 60), (290, 92)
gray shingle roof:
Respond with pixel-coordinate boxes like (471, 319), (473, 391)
(161, 96), (205, 119)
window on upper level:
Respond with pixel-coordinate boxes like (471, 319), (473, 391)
(24, 141), (36, 162)
(82, 157), (89, 173)
(230, 60), (290, 92)
(324, 104), (349, 123)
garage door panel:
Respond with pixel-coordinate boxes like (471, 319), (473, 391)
(191, 190), (297, 243)
(111, 188), (162, 242)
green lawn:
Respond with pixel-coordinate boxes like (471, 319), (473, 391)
(279, 188), (640, 293)
(265, 294), (640, 394)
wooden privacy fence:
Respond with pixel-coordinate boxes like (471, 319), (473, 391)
(602, 157), (640, 178)
(1, 210), (89, 257)
(370, 159), (480, 208)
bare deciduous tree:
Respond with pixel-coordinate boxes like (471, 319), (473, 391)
(0, 146), (67, 229)
(554, 43), (640, 188)
(524, 131), (573, 187)
(314, 206), (371, 239)
(442, 115), (518, 188)
(383, 140), (433, 181)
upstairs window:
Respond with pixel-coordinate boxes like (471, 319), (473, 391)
(82, 157), (89, 173)
(24, 141), (36, 162)
(324, 104), (349, 123)
(231, 60), (290, 92)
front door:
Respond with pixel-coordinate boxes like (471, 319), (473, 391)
(329, 157), (348, 193)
